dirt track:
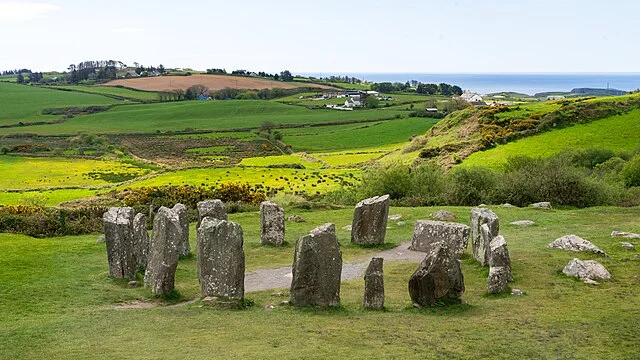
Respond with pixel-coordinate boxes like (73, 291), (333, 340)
(104, 74), (333, 92)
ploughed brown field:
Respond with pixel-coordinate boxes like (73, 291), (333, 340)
(103, 74), (334, 91)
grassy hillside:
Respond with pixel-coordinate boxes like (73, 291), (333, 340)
(45, 85), (159, 102)
(0, 82), (120, 126)
(0, 100), (404, 136)
(1, 206), (638, 358)
(463, 109), (640, 167)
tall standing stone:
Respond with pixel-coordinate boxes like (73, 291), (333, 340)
(363, 257), (384, 310)
(290, 223), (342, 307)
(172, 204), (190, 257)
(133, 213), (149, 270)
(197, 200), (227, 227)
(351, 195), (390, 245)
(410, 220), (470, 257)
(408, 243), (465, 307)
(260, 201), (285, 246)
(197, 218), (245, 300)
(144, 207), (182, 296)
(486, 234), (513, 294)
(103, 207), (137, 279)
(470, 208), (500, 266)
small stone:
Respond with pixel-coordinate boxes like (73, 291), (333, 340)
(510, 220), (535, 226)
(286, 215), (307, 223)
(611, 231), (640, 239)
(620, 242), (636, 251)
(342, 225), (352, 231)
(583, 279), (599, 285)
(128, 280), (141, 288)
(280, 300), (290, 306)
(562, 258), (611, 281)
(263, 304), (275, 311)
(487, 266), (509, 294)
(501, 203), (517, 208)
(530, 202), (552, 209)
(271, 292), (285, 297)
(97, 235), (106, 243)
(397, 221), (407, 226)
(548, 235), (606, 256)
(412, 303), (421, 309)
(430, 210), (456, 222)
(511, 289), (524, 296)
(363, 257), (384, 310)
(388, 214), (402, 221)
(202, 296), (218, 304)
(351, 195), (390, 245)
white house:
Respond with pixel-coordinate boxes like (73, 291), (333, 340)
(345, 98), (361, 108)
(546, 95), (566, 101)
(366, 90), (380, 97)
(460, 90), (483, 103)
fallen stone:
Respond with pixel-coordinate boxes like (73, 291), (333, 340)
(408, 243), (465, 307)
(510, 220), (535, 226)
(133, 213), (149, 270)
(103, 207), (137, 280)
(562, 258), (611, 281)
(263, 304), (275, 311)
(363, 257), (384, 310)
(511, 289), (524, 296)
(397, 221), (407, 226)
(351, 195), (390, 245)
(286, 214), (307, 223)
(611, 231), (640, 239)
(290, 223), (342, 307)
(342, 225), (352, 231)
(280, 300), (290, 306)
(128, 280), (141, 288)
(620, 242), (636, 251)
(410, 220), (470, 257)
(260, 201), (285, 246)
(144, 206), (182, 296)
(583, 278), (599, 285)
(530, 202), (552, 209)
(388, 214), (402, 221)
(97, 234), (105, 243)
(197, 218), (245, 300)
(470, 208), (500, 266)
(548, 235), (606, 256)
(430, 210), (456, 222)
(197, 199), (227, 227)
(501, 203), (517, 208)
(487, 266), (510, 294)
(172, 204), (190, 257)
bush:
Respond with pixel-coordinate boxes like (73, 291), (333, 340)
(267, 193), (308, 209)
(445, 167), (498, 206)
(569, 148), (616, 169)
(358, 164), (412, 200)
(620, 155), (640, 187)
(0, 206), (106, 238)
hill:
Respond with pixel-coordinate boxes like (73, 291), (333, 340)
(104, 74), (335, 92)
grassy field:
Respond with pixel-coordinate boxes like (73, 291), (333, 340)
(0, 188), (100, 206)
(463, 110), (640, 168)
(0, 82), (120, 126)
(0, 100), (405, 136)
(279, 117), (439, 153)
(0, 156), (151, 190)
(1, 206), (638, 358)
(44, 85), (160, 101)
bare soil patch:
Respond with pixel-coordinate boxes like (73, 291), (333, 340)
(104, 75), (334, 92)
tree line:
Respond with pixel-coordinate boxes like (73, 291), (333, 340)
(2, 69), (32, 76)
(16, 72), (45, 84)
(205, 68), (294, 82)
(370, 81), (463, 95)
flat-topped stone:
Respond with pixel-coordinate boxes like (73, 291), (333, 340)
(351, 195), (390, 245)
(410, 220), (470, 257)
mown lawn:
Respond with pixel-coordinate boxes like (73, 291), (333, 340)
(462, 110), (640, 168)
(0, 206), (638, 359)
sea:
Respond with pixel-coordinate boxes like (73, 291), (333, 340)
(301, 73), (640, 96)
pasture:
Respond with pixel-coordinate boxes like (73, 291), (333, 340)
(45, 85), (160, 101)
(1, 206), (638, 358)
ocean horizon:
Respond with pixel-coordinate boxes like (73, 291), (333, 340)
(299, 73), (640, 95)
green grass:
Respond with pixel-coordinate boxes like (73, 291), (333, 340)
(0, 82), (120, 126)
(0, 100), (405, 136)
(462, 110), (640, 168)
(279, 117), (439, 152)
(44, 85), (160, 101)
(0, 188), (100, 206)
(1, 206), (639, 358)
(314, 151), (385, 167)
(239, 154), (323, 169)
(0, 156), (151, 190)
(185, 146), (233, 155)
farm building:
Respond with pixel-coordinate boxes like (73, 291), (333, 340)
(345, 98), (362, 108)
(546, 95), (566, 101)
(460, 90), (484, 103)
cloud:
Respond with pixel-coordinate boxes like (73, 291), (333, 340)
(112, 27), (144, 34)
(0, 1), (60, 20)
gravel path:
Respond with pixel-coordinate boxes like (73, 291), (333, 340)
(245, 241), (424, 293)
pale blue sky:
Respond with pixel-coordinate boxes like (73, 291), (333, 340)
(0, 0), (638, 73)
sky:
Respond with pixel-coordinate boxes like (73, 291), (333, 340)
(0, 0), (638, 73)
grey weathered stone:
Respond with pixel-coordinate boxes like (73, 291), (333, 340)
(287, 214), (307, 223)
(351, 195), (390, 245)
(97, 234), (105, 243)
(260, 201), (285, 246)
(501, 203), (517, 208)
(363, 257), (384, 310)
(290, 223), (342, 307)
(128, 280), (141, 288)
(197, 199), (227, 227)
(388, 214), (402, 221)
(470, 208), (499, 266)
(133, 213), (149, 270)
(103, 207), (137, 279)
(410, 220), (470, 257)
(342, 225), (352, 231)
(172, 204), (190, 257)
(530, 202), (552, 209)
(611, 231), (640, 239)
(548, 234), (606, 256)
(487, 266), (510, 294)
(511, 289), (524, 296)
(197, 218), (245, 300)
(144, 206), (182, 296)
(510, 220), (535, 226)
(430, 210), (456, 222)
(620, 242), (636, 251)
(408, 243), (465, 307)
(562, 258), (611, 281)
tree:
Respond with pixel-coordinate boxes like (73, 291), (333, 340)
(158, 64), (165, 74)
(364, 95), (380, 109)
(185, 84), (209, 100)
(280, 70), (293, 82)
(260, 121), (276, 133)
(16, 73), (24, 84)
(452, 85), (463, 96)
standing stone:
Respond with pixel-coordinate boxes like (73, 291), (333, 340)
(133, 213), (149, 270)
(487, 266), (510, 294)
(363, 257), (384, 310)
(290, 223), (342, 307)
(144, 207), (182, 296)
(260, 201), (285, 246)
(197, 218), (245, 300)
(470, 208), (500, 266)
(197, 200), (227, 227)
(172, 204), (190, 257)
(486, 234), (513, 294)
(103, 207), (137, 279)
(351, 195), (390, 245)
(410, 220), (470, 257)
(408, 243), (465, 307)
